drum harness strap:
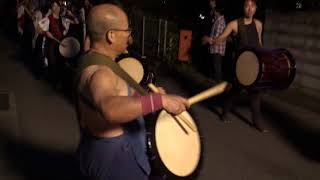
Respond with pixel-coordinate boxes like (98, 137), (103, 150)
(75, 51), (148, 96)
(73, 51), (149, 129)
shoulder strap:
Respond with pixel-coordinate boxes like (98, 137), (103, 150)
(76, 52), (148, 96)
(73, 52), (148, 131)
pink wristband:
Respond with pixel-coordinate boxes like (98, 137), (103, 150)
(140, 93), (163, 115)
(132, 91), (140, 97)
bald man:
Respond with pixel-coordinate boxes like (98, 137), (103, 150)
(75, 4), (189, 180)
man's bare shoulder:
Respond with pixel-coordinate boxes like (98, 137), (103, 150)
(227, 19), (238, 27)
(225, 20), (238, 34)
(80, 65), (116, 90)
(88, 65), (116, 83)
(93, 65), (117, 80)
(254, 19), (263, 27)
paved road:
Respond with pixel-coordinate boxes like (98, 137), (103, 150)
(156, 72), (320, 180)
(0, 33), (319, 180)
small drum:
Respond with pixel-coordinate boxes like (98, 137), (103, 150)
(235, 48), (296, 90)
(146, 110), (202, 178)
(59, 37), (80, 58)
(117, 55), (155, 89)
(118, 57), (144, 83)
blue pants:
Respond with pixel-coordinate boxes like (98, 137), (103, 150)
(77, 132), (150, 180)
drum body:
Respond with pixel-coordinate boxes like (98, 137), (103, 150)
(146, 110), (202, 179)
(235, 48), (296, 90)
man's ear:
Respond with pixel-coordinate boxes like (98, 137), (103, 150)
(105, 31), (114, 44)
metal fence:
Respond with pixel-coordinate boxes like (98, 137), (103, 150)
(128, 9), (180, 63)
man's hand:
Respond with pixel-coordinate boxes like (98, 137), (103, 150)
(162, 95), (189, 115)
(211, 38), (217, 45)
(156, 86), (166, 94)
(201, 36), (213, 45)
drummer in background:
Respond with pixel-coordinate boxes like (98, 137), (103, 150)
(20, 0), (36, 60)
(45, 0), (77, 89)
(45, 0), (65, 88)
(80, 0), (93, 51)
(82, 0), (92, 17)
(75, 4), (189, 180)
(17, 0), (26, 37)
(60, 1), (79, 36)
(210, 0), (267, 132)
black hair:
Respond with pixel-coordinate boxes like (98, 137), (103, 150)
(51, 0), (61, 7)
(244, 0), (257, 7)
(215, 1), (225, 15)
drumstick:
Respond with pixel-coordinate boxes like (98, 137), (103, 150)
(39, 21), (66, 47)
(51, 36), (66, 47)
(148, 83), (197, 132)
(188, 81), (228, 106)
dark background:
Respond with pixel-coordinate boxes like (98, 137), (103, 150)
(1, 0), (320, 30)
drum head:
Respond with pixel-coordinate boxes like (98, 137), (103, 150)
(59, 37), (80, 58)
(118, 57), (144, 83)
(236, 51), (260, 86)
(155, 110), (201, 177)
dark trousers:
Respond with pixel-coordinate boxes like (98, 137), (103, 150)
(47, 41), (64, 86)
(223, 87), (263, 128)
(209, 53), (224, 81)
(21, 19), (34, 62)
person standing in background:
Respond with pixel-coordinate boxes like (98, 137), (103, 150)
(202, 2), (226, 82)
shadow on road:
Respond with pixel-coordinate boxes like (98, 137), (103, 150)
(1, 134), (86, 180)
